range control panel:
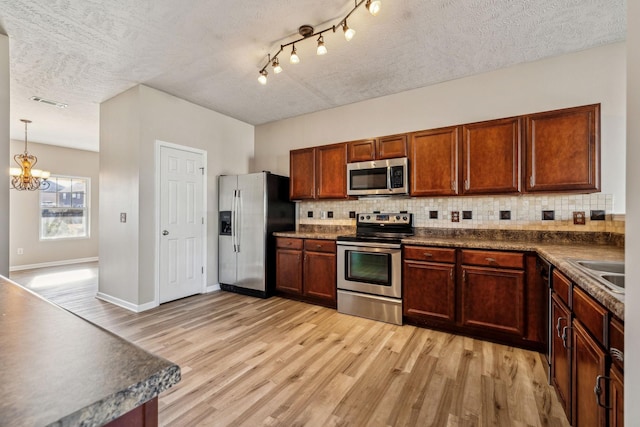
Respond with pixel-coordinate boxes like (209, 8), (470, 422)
(357, 212), (412, 225)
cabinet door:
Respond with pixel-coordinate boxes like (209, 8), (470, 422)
(347, 139), (377, 162)
(572, 320), (607, 427)
(460, 265), (524, 336)
(275, 249), (303, 295)
(525, 104), (600, 193)
(610, 364), (624, 427)
(403, 260), (455, 323)
(378, 134), (408, 159)
(461, 117), (521, 195)
(316, 143), (347, 199)
(290, 148), (316, 200)
(551, 293), (572, 422)
(303, 251), (336, 303)
(409, 126), (459, 196)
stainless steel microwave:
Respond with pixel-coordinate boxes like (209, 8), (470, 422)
(346, 157), (409, 196)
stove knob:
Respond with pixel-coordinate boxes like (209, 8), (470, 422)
(360, 215), (364, 221)
(396, 215), (400, 220)
(403, 216), (408, 221)
(366, 215), (371, 220)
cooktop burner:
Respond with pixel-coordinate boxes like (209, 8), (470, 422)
(338, 212), (413, 243)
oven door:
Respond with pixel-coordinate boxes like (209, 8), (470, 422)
(337, 242), (402, 299)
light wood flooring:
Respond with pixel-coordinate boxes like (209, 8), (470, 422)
(10, 263), (570, 427)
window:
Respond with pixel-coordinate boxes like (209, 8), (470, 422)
(40, 176), (90, 240)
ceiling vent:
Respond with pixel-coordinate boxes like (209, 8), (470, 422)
(30, 96), (68, 108)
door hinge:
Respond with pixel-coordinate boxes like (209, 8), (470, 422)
(202, 217), (204, 224)
(201, 266), (204, 274)
(199, 167), (205, 175)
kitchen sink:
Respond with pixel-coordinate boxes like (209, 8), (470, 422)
(568, 260), (625, 294)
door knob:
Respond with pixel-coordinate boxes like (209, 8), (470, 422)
(162, 230), (169, 236)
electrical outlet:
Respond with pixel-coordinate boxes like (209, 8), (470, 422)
(573, 211), (586, 225)
(349, 211), (356, 219)
(307, 211), (313, 218)
(120, 212), (127, 223)
(17, 248), (24, 255)
(451, 211), (460, 222)
(327, 211), (333, 218)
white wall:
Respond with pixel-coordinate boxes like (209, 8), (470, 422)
(9, 141), (99, 268)
(99, 85), (254, 307)
(255, 43), (627, 213)
(625, 0), (638, 419)
(0, 34), (9, 276)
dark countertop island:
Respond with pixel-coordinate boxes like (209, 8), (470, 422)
(0, 276), (180, 427)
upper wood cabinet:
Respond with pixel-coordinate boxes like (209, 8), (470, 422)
(461, 117), (521, 195)
(289, 148), (316, 200)
(290, 143), (347, 200)
(524, 104), (600, 193)
(346, 134), (408, 162)
(346, 139), (376, 162)
(316, 143), (347, 199)
(409, 126), (459, 196)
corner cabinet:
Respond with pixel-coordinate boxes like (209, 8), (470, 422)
(524, 104), (600, 193)
(275, 237), (336, 307)
(289, 144), (348, 200)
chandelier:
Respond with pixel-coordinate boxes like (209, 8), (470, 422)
(258, 0), (382, 85)
(9, 119), (50, 191)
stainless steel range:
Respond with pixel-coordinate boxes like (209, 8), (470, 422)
(336, 212), (413, 325)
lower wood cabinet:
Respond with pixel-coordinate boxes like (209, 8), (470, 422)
(549, 269), (623, 427)
(551, 292), (573, 422)
(403, 246), (456, 323)
(572, 320), (607, 427)
(403, 246), (544, 351)
(275, 237), (336, 307)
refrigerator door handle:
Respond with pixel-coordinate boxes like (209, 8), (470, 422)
(232, 190), (238, 252)
(236, 190), (241, 252)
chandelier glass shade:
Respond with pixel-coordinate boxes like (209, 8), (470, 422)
(10, 119), (50, 191)
(258, 0), (382, 84)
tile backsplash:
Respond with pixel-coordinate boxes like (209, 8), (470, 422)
(297, 194), (624, 234)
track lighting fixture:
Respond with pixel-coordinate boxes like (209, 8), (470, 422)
(290, 44), (300, 64)
(257, 0), (383, 84)
(316, 35), (327, 55)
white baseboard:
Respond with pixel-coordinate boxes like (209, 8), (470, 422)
(206, 283), (221, 293)
(96, 292), (158, 313)
(9, 257), (99, 272)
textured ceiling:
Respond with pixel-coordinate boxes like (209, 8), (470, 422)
(0, 0), (627, 152)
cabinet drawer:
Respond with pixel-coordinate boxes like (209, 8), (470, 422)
(573, 286), (608, 347)
(460, 250), (524, 269)
(404, 246), (456, 263)
(552, 269), (572, 308)
(304, 239), (336, 253)
(609, 316), (624, 369)
(276, 237), (303, 250)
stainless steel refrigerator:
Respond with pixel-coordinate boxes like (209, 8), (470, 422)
(218, 172), (295, 297)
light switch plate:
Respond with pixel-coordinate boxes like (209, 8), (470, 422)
(120, 213), (127, 223)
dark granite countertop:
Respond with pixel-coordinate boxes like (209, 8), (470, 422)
(274, 229), (625, 320)
(0, 276), (180, 427)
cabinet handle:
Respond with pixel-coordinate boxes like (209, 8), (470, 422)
(529, 176), (535, 187)
(561, 325), (572, 349)
(449, 270), (453, 281)
(485, 257), (496, 263)
(451, 181), (456, 191)
(556, 316), (568, 338)
(462, 270), (466, 282)
(464, 179), (470, 191)
(316, 244), (323, 249)
(423, 252), (433, 258)
(594, 375), (613, 409)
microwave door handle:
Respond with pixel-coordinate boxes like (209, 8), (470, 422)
(387, 168), (392, 191)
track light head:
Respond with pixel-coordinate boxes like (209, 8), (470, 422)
(272, 57), (282, 73)
(290, 45), (300, 64)
(316, 35), (327, 55)
(258, 69), (268, 85)
(343, 21), (356, 41)
(366, 0), (382, 16)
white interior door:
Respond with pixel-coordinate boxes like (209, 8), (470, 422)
(159, 145), (205, 303)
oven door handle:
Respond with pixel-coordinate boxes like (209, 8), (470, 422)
(337, 241), (401, 250)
